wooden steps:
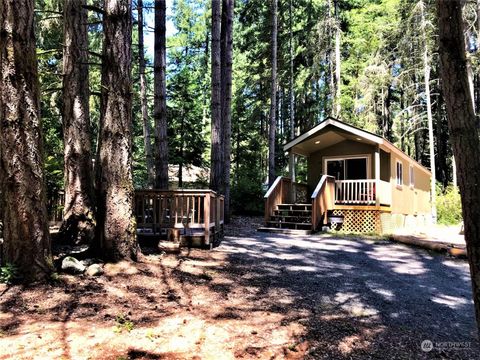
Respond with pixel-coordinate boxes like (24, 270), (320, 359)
(262, 203), (313, 233)
(257, 227), (312, 235)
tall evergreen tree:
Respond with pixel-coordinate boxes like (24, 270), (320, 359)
(419, 0), (437, 222)
(96, 0), (138, 261)
(333, 0), (341, 117)
(221, 0), (234, 222)
(137, 0), (155, 188)
(210, 0), (223, 191)
(154, 0), (169, 189)
(61, 0), (96, 244)
(0, 0), (52, 282)
(268, 0), (278, 185)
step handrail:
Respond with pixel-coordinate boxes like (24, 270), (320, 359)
(311, 175), (335, 230)
(264, 176), (291, 223)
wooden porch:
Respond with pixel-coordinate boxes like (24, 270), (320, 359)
(261, 176), (392, 234)
(134, 189), (224, 247)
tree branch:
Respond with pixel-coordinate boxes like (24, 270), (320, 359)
(35, 10), (61, 15)
(88, 51), (103, 59)
(43, 87), (63, 93)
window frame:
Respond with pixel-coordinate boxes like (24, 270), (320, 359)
(409, 164), (415, 188)
(323, 154), (371, 180)
(396, 160), (403, 188)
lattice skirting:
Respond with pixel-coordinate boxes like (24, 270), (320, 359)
(331, 209), (381, 234)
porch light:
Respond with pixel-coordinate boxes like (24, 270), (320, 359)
(315, 140), (321, 144)
(356, 137), (362, 141)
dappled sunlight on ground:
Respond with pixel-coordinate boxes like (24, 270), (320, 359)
(0, 217), (478, 359)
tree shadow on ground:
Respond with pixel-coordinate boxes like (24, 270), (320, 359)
(0, 216), (478, 359)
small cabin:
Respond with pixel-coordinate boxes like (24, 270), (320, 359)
(262, 117), (432, 235)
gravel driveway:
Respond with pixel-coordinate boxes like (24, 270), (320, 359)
(220, 221), (479, 359)
(1, 218), (478, 359)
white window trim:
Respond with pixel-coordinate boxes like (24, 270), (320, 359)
(396, 160), (403, 188)
(323, 154), (372, 180)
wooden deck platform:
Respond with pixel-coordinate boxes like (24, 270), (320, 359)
(135, 189), (224, 248)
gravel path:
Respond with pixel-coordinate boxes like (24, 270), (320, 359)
(221, 222), (479, 359)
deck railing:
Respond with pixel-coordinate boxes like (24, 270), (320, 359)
(377, 180), (392, 206)
(264, 176), (292, 222)
(134, 189), (224, 238)
(292, 182), (308, 203)
(311, 175), (335, 230)
(334, 179), (391, 206)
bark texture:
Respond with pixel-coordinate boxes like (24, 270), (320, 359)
(437, 0), (480, 333)
(210, 0), (223, 192)
(154, 0), (169, 190)
(221, 0), (234, 223)
(138, 0), (155, 188)
(0, 0), (52, 281)
(268, 0), (278, 186)
(61, 0), (96, 245)
(96, 0), (138, 261)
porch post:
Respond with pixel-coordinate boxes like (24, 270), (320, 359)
(289, 151), (296, 182)
(375, 145), (380, 206)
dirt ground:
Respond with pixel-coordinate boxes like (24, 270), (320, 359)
(0, 217), (478, 359)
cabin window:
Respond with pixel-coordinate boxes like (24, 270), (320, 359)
(409, 165), (414, 187)
(325, 157), (368, 180)
(396, 161), (403, 186)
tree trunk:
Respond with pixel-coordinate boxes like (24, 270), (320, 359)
(95, 0), (138, 261)
(154, 0), (169, 190)
(420, 0), (437, 222)
(61, 0), (96, 245)
(137, 0), (155, 188)
(437, 0), (480, 333)
(268, 0), (278, 186)
(289, 0), (295, 140)
(0, 0), (52, 282)
(334, 0), (341, 118)
(221, 0), (233, 223)
(210, 0), (223, 192)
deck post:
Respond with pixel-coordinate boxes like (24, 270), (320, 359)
(204, 192), (211, 243)
(289, 151), (296, 183)
(375, 145), (380, 206)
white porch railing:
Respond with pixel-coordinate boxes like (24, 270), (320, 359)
(334, 179), (391, 206)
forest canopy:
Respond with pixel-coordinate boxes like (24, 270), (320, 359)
(32, 0), (466, 218)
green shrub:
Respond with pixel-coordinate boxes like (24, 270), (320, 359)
(0, 263), (19, 284)
(436, 185), (463, 225)
(231, 173), (264, 215)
